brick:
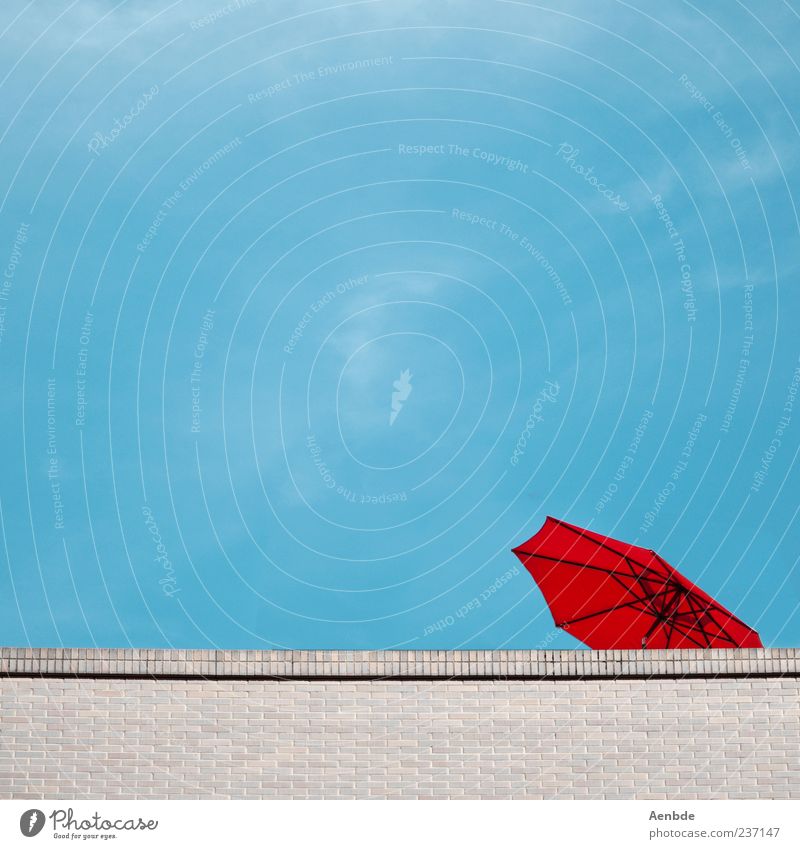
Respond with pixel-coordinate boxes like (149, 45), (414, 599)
(0, 649), (797, 799)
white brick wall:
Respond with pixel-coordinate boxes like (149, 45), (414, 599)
(1, 650), (798, 799)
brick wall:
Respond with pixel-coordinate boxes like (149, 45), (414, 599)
(2, 649), (798, 799)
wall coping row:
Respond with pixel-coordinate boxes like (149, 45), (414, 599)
(1, 647), (798, 679)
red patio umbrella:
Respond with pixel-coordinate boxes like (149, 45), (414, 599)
(512, 517), (762, 649)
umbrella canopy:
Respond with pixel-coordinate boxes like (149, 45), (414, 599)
(512, 517), (762, 649)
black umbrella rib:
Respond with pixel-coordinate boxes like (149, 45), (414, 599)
(665, 611), (678, 647)
(673, 593), (715, 647)
(623, 559), (680, 622)
(651, 554), (753, 631)
(659, 585), (684, 618)
(702, 608), (742, 646)
(609, 569), (647, 596)
(517, 536), (755, 647)
(666, 615), (735, 648)
(693, 593), (751, 633)
(517, 550), (674, 622)
(554, 521), (670, 577)
(678, 594), (738, 648)
(514, 550), (643, 580)
(683, 594), (740, 647)
(655, 593), (718, 649)
(516, 548), (670, 588)
(649, 599), (711, 648)
(642, 613), (667, 645)
(658, 618), (710, 649)
(557, 594), (655, 627)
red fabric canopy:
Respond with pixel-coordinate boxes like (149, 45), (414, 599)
(512, 517), (762, 649)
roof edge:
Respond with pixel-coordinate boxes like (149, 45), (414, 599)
(1, 648), (797, 680)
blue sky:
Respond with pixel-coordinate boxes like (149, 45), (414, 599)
(1, 0), (799, 649)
